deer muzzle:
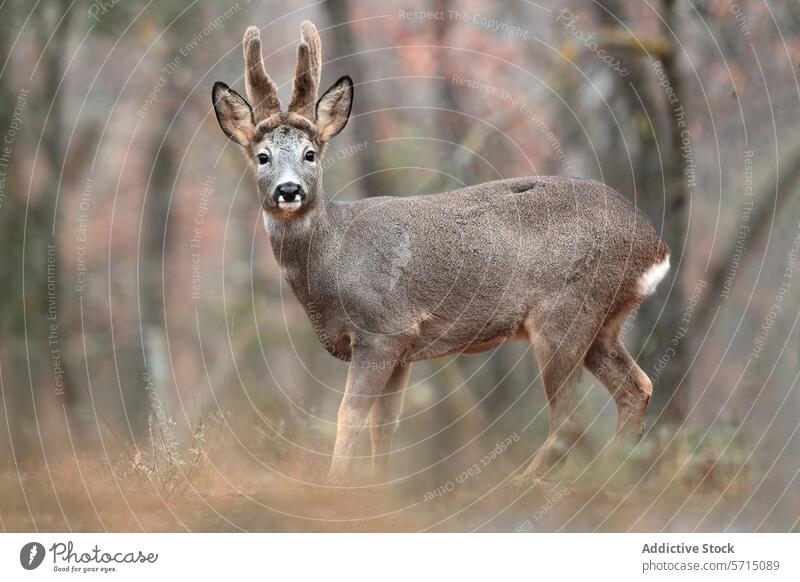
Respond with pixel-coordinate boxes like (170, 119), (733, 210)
(273, 182), (306, 211)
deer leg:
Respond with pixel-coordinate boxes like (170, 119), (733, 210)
(523, 338), (589, 479)
(584, 337), (652, 440)
(329, 356), (396, 485)
(369, 363), (410, 482)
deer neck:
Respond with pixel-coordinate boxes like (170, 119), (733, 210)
(262, 198), (335, 300)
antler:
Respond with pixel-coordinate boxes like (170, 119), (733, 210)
(288, 21), (322, 120)
(243, 26), (281, 122)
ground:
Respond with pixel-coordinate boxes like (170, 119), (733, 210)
(1, 435), (790, 532)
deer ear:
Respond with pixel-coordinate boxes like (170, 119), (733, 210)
(315, 76), (353, 142)
(212, 82), (255, 146)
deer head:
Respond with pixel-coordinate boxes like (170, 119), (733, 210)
(212, 22), (353, 218)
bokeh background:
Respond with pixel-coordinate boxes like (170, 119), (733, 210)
(1, 0), (799, 531)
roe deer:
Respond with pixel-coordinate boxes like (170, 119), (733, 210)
(212, 21), (670, 485)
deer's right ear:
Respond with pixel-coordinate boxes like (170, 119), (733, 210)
(212, 81), (255, 147)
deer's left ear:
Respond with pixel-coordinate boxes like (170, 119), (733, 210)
(212, 81), (255, 146)
(315, 76), (353, 142)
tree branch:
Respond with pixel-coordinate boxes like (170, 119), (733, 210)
(695, 143), (800, 326)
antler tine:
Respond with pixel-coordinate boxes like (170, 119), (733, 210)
(243, 26), (281, 122)
(300, 21), (322, 89)
(288, 21), (322, 119)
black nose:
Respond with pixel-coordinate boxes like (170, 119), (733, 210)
(274, 182), (304, 203)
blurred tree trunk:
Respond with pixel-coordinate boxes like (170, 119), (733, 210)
(648, 0), (691, 423)
(38, 0), (79, 409)
(433, 0), (467, 149)
(138, 11), (199, 440)
(593, 0), (689, 424)
(0, 1), (78, 464)
(0, 1), (28, 463)
(321, 0), (384, 197)
(445, 360), (493, 457)
(140, 120), (178, 436)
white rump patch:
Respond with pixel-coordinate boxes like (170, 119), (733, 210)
(637, 254), (670, 296)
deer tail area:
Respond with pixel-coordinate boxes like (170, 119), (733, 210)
(637, 241), (671, 297)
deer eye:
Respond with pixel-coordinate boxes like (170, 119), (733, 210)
(257, 153), (269, 165)
(304, 150), (316, 162)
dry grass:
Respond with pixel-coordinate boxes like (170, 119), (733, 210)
(1, 424), (794, 532)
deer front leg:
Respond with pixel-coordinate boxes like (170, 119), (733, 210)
(369, 363), (410, 482)
(329, 355), (397, 485)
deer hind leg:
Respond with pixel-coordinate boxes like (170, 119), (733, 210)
(329, 356), (397, 485)
(523, 331), (592, 479)
(584, 333), (652, 440)
(369, 363), (410, 482)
